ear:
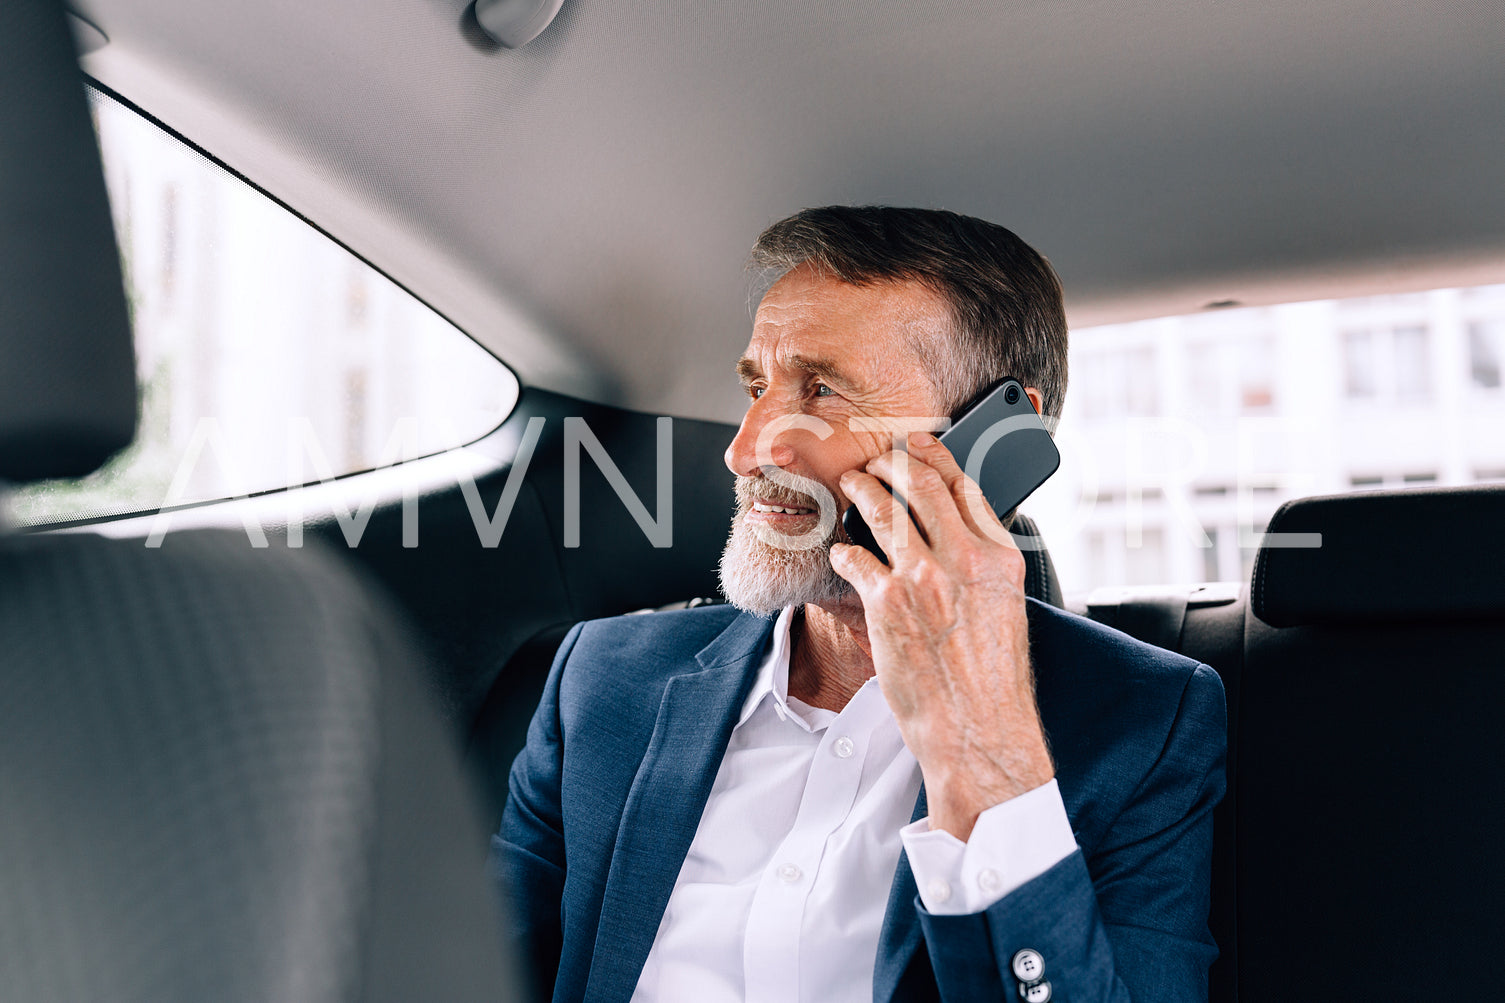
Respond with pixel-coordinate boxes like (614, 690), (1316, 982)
(1023, 385), (1044, 415)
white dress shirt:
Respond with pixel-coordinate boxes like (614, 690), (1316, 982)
(631, 606), (1078, 1003)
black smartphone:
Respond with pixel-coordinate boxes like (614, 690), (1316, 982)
(840, 377), (1060, 562)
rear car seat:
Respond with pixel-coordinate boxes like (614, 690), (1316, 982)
(1235, 484), (1505, 1000)
(1077, 484), (1505, 1002)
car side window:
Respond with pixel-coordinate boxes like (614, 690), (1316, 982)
(6, 87), (518, 529)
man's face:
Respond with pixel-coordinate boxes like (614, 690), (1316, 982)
(718, 263), (949, 616)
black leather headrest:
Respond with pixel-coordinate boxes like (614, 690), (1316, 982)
(1011, 511), (1064, 609)
(1252, 484), (1505, 628)
(0, 0), (136, 482)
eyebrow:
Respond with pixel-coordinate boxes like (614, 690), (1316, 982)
(735, 354), (865, 394)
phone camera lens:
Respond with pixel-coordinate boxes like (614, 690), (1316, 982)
(1004, 385), (1021, 405)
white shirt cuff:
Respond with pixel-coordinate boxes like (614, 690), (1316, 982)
(899, 778), (1077, 916)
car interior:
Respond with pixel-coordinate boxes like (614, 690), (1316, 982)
(3, 0), (1503, 1000)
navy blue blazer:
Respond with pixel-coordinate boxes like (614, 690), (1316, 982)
(494, 598), (1226, 1002)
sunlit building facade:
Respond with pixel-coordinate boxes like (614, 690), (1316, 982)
(1035, 286), (1505, 592)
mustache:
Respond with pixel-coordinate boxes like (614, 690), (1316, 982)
(733, 473), (821, 510)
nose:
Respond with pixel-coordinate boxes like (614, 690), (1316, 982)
(724, 398), (795, 477)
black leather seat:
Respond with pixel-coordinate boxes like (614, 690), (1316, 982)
(1232, 484), (1505, 1000)
(1076, 484), (1505, 1001)
(0, 3), (518, 999)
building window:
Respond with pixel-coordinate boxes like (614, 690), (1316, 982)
(1343, 329), (1378, 399)
(1083, 529), (1109, 586)
(1342, 324), (1431, 403)
(343, 368), (369, 469)
(161, 183), (178, 305)
(1185, 341), (1221, 415)
(1070, 345), (1159, 420)
(1123, 346), (1158, 416)
(1393, 325), (1431, 402)
(1469, 320), (1503, 390)
(1125, 526), (1166, 584)
(1184, 334), (1276, 416)
(1201, 525), (1222, 582)
(1238, 338), (1276, 411)
(346, 268), (368, 329)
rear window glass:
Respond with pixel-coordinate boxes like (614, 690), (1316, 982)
(1032, 282), (1505, 592)
(7, 87), (518, 528)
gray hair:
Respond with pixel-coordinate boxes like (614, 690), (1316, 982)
(749, 206), (1069, 420)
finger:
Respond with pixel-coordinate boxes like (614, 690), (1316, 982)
(863, 449), (968, 550)
(904, 431), (1012, 543)
(828, 540), (886, 591)
(839, 468), (923, 563)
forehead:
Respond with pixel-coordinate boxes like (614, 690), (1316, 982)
(742, 265), (949, 381)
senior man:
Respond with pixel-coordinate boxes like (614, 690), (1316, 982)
(494, 206), (1226, 1002)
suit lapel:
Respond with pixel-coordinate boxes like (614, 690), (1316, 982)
(583, 611), (774, 1003)
(873, 784), (929, 1003)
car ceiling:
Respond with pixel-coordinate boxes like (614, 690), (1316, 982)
(74, 0), (1505, 424)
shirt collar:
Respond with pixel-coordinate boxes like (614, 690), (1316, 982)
(736, 605), (890, 734)
(736, 605), (795, 728)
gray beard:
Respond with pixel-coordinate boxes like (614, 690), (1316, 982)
(717, 470), (852, 618)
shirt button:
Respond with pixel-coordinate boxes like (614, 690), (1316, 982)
(926, 878), (952, 904)
(1011, 948), (1044, 982)
(977, 868), (1003, 894)
(777, 862), (802, 884)
(1019, 979), (1052, 1002)
(833, 736), (855, 758)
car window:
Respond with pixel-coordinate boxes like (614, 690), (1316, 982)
(6, 87), (518, 529)
(1033, 283), (1505, 592)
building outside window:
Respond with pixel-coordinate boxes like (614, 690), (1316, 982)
(1470, 320), (1503, 390)
(1036, 285), (1505, 593)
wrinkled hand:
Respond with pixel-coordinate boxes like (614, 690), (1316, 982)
(831, 431), (1055, 841)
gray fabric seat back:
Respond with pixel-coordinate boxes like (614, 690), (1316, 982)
(0, 532), (517, 1002)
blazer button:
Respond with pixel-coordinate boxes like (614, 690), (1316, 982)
(1018, 979), (1052, 1002)
(1011, 948), (1044, 983)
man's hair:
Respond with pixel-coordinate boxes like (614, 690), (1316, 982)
(749, 206), (1069, 420)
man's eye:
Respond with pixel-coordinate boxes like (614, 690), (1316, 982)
(814, 384), (835, 398)
(749, 385), (765, 399)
